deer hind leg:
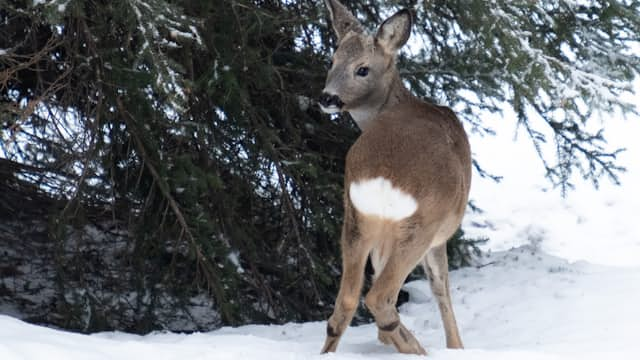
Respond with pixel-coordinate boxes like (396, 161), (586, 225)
(321, 214), (369, 354)
(422, 244), (464, 349)
(365, 243), (428, 355)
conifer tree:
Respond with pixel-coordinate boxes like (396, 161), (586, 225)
(1, 0), (638, 331)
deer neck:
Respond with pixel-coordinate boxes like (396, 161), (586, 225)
(348, 72), (412, 131)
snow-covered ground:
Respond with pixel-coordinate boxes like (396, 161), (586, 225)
(2, 246), (639, 359)
(2, 95), (640, 359)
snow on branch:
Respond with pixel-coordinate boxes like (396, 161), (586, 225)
(484, 0), (639, 190)
(129, 0), (203, 113)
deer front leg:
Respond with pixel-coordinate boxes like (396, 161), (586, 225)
(321, 218), (368, 353)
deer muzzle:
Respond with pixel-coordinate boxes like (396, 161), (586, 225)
(318, 92), (344, 114)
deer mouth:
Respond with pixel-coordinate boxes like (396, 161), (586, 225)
(319, 92), (344, 114)
(319, 103), (342, 114)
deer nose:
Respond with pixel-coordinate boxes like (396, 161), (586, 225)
(318, 92), (344, 109)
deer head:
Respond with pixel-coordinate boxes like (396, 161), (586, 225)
(319, 0), (412, 129)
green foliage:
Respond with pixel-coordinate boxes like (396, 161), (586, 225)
(1, 0), (639, 331)
(447, 229), (488, 270)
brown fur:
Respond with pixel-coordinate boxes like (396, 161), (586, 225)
(320, 0), (471, 355)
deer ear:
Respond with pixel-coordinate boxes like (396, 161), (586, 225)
(375, 9), (412, 53)
(325, 0), (364, 41)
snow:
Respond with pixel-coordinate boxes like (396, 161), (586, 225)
(464, 92), (640, 267)
(2, 246), (640, 359)
(57, 0), (68, 12)
(489, 3), (636, 110)
(227, 251), (245, 274)
(30, 0), (69, 12)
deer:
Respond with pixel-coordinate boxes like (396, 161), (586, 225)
(317, 0), (472, 355)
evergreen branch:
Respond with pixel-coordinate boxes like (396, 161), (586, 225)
(115, 96), (235, 324)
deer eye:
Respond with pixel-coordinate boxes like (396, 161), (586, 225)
(356, 66), (369, 77)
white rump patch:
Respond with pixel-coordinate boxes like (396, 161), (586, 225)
(349, 177), (418, 221)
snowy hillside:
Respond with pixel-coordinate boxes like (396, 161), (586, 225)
(464, 107), (640, 267)
(2, 246), (640, 359)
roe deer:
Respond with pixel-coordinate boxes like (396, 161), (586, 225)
(318, 0), (471, 355)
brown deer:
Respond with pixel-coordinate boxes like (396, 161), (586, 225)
(318, 0), (471, 355)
